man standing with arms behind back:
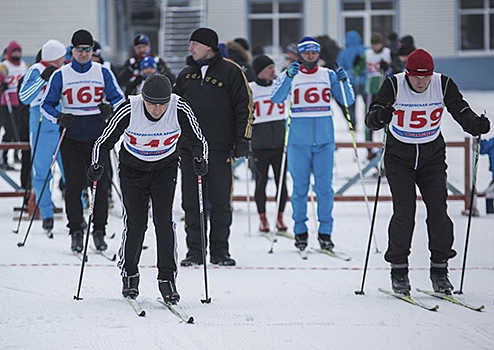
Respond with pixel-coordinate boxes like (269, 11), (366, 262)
(174, 27), (254, 266)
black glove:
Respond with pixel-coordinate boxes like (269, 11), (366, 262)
(40, 65), (57, 81)
(379, 103), (395, 125)
(0, 82), (8, 93)
(126, 58), (140, 72)
(472, 114), (491, 135)
(234, 139), (252, 158)
(379, 60), (389, 72)
(57, 113), (74, 129)
(193, 157), (208, 176)
(99, 103), (112, 120)
(87, 164), (105, 182)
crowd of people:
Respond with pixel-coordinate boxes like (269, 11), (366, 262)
(1, 27), (490, 303)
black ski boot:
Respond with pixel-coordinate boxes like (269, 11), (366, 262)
(180, 254), (203, 267)
(42, 218), (54, 231)
(92, 230), (108, 251)
(122, 274), (140, 299)
(210, 254), (236, 266)
(71, 230), (84, 253)
(391, 267), (411, 295)
(159, 280), (180, 305)
(430, 267), (454, 294)
(294, 232), (308, 251)
(318, 233), (335, 251)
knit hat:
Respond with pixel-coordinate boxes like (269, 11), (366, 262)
(92, 41), (102, 58)
(286, 43), (298, 55)
(133, 33), (150, 47)
(41, 39), (66, 62)
(405, 48), (434, 76)
(253, 55), (274, 75)
(141, 74), (172, 104)
(298, 36), (320, 54)
(71, 29), (93, 47)
(140, 56), (157, 70)
(190, 28), (218, 51)
(234, 38), (250, 51)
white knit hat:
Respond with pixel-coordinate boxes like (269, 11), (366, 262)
(41, 39), (66, 62)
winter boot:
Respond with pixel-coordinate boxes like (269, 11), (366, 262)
(180, 254), (203, 267)
(259, 213), (270, 232)
(318, 233), (335, 251)
(159, 280), (180, 305)
(210, 254), (236, 266)
(42, 218), (54, 231)
(70, 230), (84, 253)
(276, 212), (288, 232)
(294, 232), (308, 251)
(122, 274), (140, 299)
(390, 265), (411, 295)
(92, 230), (108, 251)
(430, 265), (454, 294)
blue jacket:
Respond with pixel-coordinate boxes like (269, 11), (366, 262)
(481, 137), (494, 180)
(336, 31), (367, 87)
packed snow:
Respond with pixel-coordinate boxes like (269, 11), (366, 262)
(1, 92), (493, 350)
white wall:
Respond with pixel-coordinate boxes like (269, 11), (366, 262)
(206, 0), (248, 44)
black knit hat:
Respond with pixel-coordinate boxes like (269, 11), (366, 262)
(190, 28), (218, 51)
(141, 74), (172, 104)
(253, 55), (274, 75)
(71, 29), (93, 47)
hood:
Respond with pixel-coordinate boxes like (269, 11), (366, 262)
(345, 31), (362, 48)
(226, 40), (252, 64)
(6, 40), (22, 62)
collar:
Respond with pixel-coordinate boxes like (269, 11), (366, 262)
(300, 65), (319, 74)
(255, 77), (273, 87)
(40, 61), (51, 68)
(71, 59), (93, 73)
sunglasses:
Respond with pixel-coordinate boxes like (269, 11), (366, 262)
(74, 46), (93, 53)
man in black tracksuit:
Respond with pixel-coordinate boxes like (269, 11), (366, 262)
(366, 49), (490, 294)
(174, 27), (254, 266)
(89, 75), (208, 304)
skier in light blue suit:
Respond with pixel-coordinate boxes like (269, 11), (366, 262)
(19, 39), (66, 232)
(271, 36), (355, 251)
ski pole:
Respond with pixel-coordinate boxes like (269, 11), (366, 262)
(355, 125), (388, 295)
(13, 114), (43, 234)
(197, 175), (211, 303)
(455, 134), (482, 295)
(74, 180), (98, 300)
(338, 73), (380, 253)
(17, 128), (66, 247)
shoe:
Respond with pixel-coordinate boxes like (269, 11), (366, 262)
(259, 213), (270, 232)
(276, 212), (287, 232)
(180, 255), (203, 267)
(122, 274), (140, 299)
(430, 267), (454, 294)
(294, 232), (308, 251)
(391, 267), (411, 295)
(318, 233), (334, 251)
(42, 218), (54, 231)
(71, 230), (84, 252)
(210, 254), (236, 266)
(92, 230), (108, 251)
(159, 280), (180, 305)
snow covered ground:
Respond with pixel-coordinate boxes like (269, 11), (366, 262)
(1, 92), (494, 350)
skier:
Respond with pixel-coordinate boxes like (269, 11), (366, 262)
(19, 39), (67, 234)
(41, 29), (125, 253)
(249, 54), (288, 233)
(174, 27), (254, 267)
(365, 48), (490, 294)
(89, 74), (208, 304)
(271, 36), (354, 253)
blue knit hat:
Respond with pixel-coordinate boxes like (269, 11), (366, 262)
(298, 36), (320, 54)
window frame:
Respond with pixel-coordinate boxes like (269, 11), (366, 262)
(458, 0), (494, 54)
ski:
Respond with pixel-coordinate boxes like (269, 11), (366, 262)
(275, 231), (294, 240)
(311, 248), (352, 261)
(72, 251), (87, 262)
(259, 231), (277, 243)
(126, 297), (146, 317)
(90, 247), (117, 261)
(378, 288), (439, 311)
(157, 297), (194, 324)
(416, 288), (485, 311)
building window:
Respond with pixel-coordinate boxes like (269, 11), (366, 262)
(248, 1), (302, 54)
(459, 0), (494, 51)
(341, 0), (396, 45)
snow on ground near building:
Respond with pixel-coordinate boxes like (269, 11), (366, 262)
(1, 92), (494, 349)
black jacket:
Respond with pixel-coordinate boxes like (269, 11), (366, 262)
(174, 50), (254, 151)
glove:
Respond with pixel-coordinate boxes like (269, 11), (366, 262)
(127, 58), (140, 72)
(234, 139), (252, 158)
(336, 67), (348, 81)
(99, 103), (112, 120)
(0, 82), (8, 93)
(40, 65), (57, 81)
(472, 114), (491, 135)
(379, 103), (395, 125)
(193, 157), (208, 176)
(286, 62), (300, 78)
(87, 164), (105, 182)
(57, 113), (74, 128)
(379, 60), (389, 73)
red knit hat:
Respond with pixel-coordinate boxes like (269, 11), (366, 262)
(405, 49), (434, 76)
